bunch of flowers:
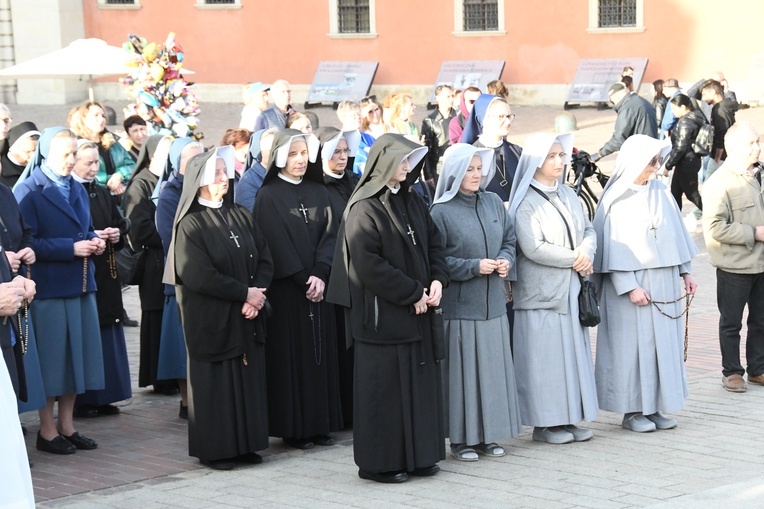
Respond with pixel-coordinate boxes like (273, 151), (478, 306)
(120, 32), (202, 139)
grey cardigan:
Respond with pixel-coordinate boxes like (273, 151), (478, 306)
(431, 190), (515, 320)
(513, 185), (596, 313)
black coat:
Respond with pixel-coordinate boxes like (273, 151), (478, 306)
(122, 168), (165, 311)
(323, 170), (360, 221)
(344, 189), (449, 344)
(652, 95), (668, 132)
(665, 110), (705, 173)
(81, 181), (129, 326)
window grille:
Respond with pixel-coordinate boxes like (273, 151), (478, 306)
(463, 0), (499, 31)
(598, 0), (637, 27)
(105, 0), (136, 4)
(204, 0), (236, 4)
(338, 0), (370, 33)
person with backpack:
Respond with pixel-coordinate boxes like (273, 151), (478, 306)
(663, 94), (705, 212)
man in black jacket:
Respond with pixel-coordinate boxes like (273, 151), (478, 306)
(421, 85), (456, 183)
(701, 79), (738, 180)
(591, 82), (657, 162)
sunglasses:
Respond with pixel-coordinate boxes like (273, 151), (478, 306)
(361, 95), (377, 103)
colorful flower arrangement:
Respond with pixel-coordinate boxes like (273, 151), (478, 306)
(120, 32), (202, 139)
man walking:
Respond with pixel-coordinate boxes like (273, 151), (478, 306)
(591, 82), (657, 162)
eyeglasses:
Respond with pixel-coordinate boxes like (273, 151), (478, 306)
(649, 154), (665, 167)
(486, 113), (516, 123)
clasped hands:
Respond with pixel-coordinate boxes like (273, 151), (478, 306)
(479, 258), (510, 278)
(242, 287), (267, 320)
(0, 276), (36, 316)
(629, 274), (697, 307)
(413, 280), (443, 315)
(95, 227), (121, 244)
(573, 249), (593, 277)
(4, 247), (35, 272)
(73, 237), (106, 257)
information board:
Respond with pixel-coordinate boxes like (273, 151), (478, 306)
(565, 58), (649, 105)
(305, 61), (378, 105)
(428, 60), (505, 103)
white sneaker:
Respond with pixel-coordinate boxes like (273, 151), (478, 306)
(622, 413), (657, 433)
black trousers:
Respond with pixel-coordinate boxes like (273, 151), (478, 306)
(671, 159), (703, 211)
(717, 269), (764, 377)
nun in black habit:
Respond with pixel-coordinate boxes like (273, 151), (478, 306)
(327, 133), (450, 483)
(252, 129), (343, 449)
(0, 122), (39, 189)
(168, 146), (273, 470)
(317, 126), (361, 427)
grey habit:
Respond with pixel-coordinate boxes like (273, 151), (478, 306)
(508, 133), (599, 427)
(430, 144), (522, 446)
(592, 135), (698, 415)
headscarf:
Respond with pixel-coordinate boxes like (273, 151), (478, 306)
(592, 134), (697, 272)
(199, 145), (235, 186)
(13, 126), (69, 191)
(327, 133), (428, 308)
(152, 137), (194, 202)
(244, 129), (265, 170)
(432, 143), (494, 205)
(129, 134), (168, 181)
(261, 129), (321, 186)
(459, 94), (500, 144)
(164, 146), (234, 286)
(316, 127), (361, 160)
(3, 122), (39, 157)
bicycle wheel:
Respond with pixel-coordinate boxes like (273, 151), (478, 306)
(578, 191), (595, 220)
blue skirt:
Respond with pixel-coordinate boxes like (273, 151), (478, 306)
(157, 295), (187, 380)
(76, 324), (132, 406)
(33, 294), (104, 397)
(16, 311), (46, 414)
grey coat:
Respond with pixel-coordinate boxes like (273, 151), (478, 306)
(513, 185), (596, 313)
(431, 190), (514, 321)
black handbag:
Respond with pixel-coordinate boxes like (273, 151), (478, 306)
(530, 187), (601, 327)
(115, 239), (146, 286)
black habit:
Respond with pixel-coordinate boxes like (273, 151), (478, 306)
(252, 129), (343, 440)
(176, 200), (273, 461)
(75, 180), (132, 407)
(328, 133), (450, 474)
(122, 167), (166, 387)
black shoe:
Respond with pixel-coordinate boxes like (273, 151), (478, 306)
(96, 404), (121, 416)
(313, 434), (335, 446)
(122, 317), (139, 327)
(36, 432), (76, 455)
(62, 431), (98, 450)
(153, 382), (180, 396)
(238, 452), (263, 464)
(409, 464), (440, 477)
(74, 405), (99, 418)
(179, 402), (188, 420)
(358, 469), (408, 483)
(282, 437), (314, 450)
(201, 458), (236, 470)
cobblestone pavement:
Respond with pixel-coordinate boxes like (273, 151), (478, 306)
(10, 98), (764, 508)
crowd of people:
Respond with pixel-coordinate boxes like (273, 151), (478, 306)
(3, 68), (762, 494)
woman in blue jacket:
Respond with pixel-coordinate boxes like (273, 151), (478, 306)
(14, 127), (106, 455)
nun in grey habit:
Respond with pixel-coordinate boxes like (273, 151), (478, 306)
(508, 133), (598, 445)
(592, 134), (698, 433)
(430, 143), (522, 461)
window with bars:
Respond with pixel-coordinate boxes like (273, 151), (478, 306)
(205, 0), (235, 3)
(463, 0), (499, 31)
(598, 0), (637, 28)
(104, 0), (136, 4)
(338, 0), (370, 34)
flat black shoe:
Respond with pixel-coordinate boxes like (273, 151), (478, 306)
(62, 431), (98, 450)
(201, 458), (236, 470)
(153, 382), (180, 396)
(73, 405), (99, 418)
(36, 432), (76, 455)
(179, 402), (188, 420)
(313, 434), (335, 446)
(409, 464), (440, 477)
(282, 437), (314, 450)
(238, 452), (263, 464)
(358, 469), (408, 483)
(97, 404), (121, 416)
(123, 317), (139, 327)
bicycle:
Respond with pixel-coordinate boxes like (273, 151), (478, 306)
(567, 149), (609, 219)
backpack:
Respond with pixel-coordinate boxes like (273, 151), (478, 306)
(692, 121), (714, 156)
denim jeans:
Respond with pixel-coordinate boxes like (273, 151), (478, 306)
(717, 269), (764, 377)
